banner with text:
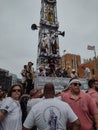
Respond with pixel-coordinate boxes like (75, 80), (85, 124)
(34, 76), (88, 92)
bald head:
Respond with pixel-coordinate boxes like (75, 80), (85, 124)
(44, 83), (55, 99)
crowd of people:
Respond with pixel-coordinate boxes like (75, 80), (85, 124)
(0, 60), (97, 130)
(20, 61), (77, 96)
(0, 77), (98, 130)
(21, 61), (92, 95)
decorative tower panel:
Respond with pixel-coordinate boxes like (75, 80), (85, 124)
(33, 0), (65, 68)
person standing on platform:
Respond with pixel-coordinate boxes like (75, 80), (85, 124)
(70, 69), (78, 78)
(21, 65), (27, 93)
(23, 82), (80, 130)
(81, 64), (92, 80)
(61, 78), (98, 130)
(26, 61), (35, 94)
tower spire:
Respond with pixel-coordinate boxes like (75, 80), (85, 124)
(31, 0), (65, 69)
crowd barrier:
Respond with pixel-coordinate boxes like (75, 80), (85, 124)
(34, 76), (88, 92)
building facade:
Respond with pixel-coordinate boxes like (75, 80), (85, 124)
(0, 68), (12, 90)
(61, 53), (81, 73)
(61, 54), (98, 80)
(0, 68), (20, 90)
(78, 58), (98, 79)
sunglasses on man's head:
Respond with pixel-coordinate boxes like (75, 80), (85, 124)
(72, 83), (81, 86)
(12, 89), (21, 92)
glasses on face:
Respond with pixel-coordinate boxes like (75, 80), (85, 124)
(73, 83), (81, 86)
(12, 89), (21, 92)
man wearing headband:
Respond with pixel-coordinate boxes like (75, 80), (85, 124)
(61, 78), (98, 130)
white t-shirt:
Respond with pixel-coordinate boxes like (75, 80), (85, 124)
(27, 98), (43, 113)
(23, 98), (78, 130)
(0, 99), (4, 108)
(0, 97), (22, 130)
(84, 67), (92, 79)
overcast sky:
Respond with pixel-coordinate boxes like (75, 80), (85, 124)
(0, 0), (98, 78)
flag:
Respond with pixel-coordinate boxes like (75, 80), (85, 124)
(87, 45), (95, 50)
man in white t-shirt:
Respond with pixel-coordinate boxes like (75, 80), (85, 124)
(27, 89), (43, 113)
(23, 83), (80, 130)
(0, 84), (22, 130)
(81, 64), (92, 80)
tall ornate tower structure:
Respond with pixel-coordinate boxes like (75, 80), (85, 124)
(31, 0), (64, 68)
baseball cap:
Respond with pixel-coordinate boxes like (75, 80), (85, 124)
(81, 64), (85, 68)
(72, 69), (75, 72)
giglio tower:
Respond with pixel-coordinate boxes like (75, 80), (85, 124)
(31, 0), (64, 68)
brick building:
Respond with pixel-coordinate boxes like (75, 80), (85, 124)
(78, 58), (98, 79)
(61, 53), (81, 76)
(61, 54), (98, 80)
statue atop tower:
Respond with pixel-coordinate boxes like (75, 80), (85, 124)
(31, 0), (65, 69)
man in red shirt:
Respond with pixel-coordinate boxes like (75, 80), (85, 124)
(88, 79), (98, 108)
(61, 78), (98, 130)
